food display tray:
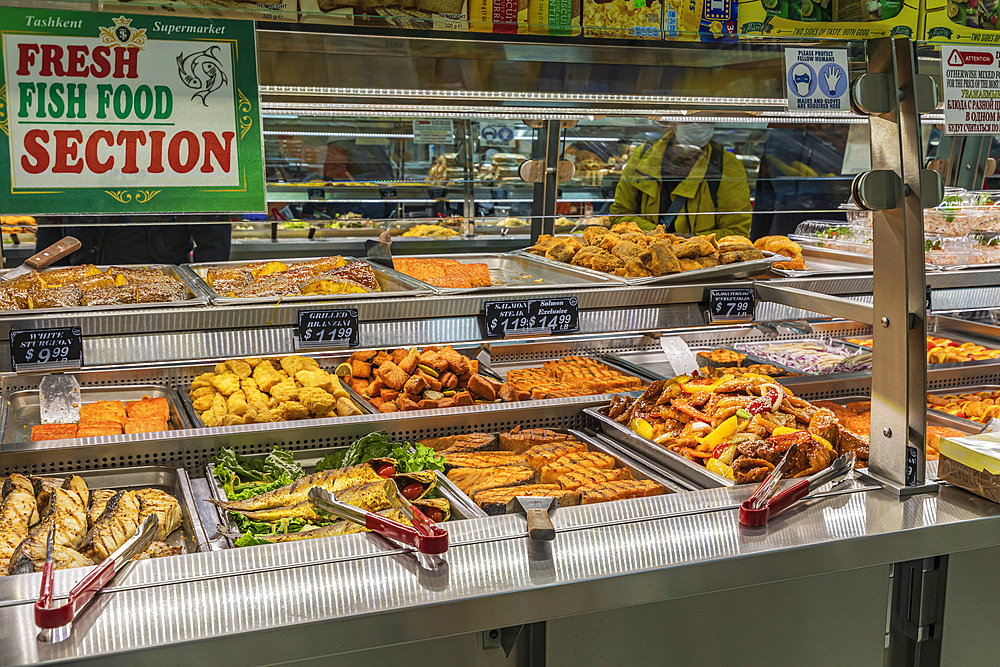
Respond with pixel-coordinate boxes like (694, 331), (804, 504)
(391, 253), (617, 294)
(484, 354), (655, 401)
(180, 257), (433, 306)
(64, 466), (216, 555)
(601, 346), (802, 383)
(924, 385), (1000, 429)
(585, 406), (732, 489)
(0, 264), (209, 315)
(179, 381), (374, 429)
(841, 332), (1000, 371)
(734, 338), (870, 375)
(1, 384), (193, 445)
(512, 249), (781, 287)
(206, 455), (485, 549)
(560, 428), (691, 494)
(769, 246), (873, 278)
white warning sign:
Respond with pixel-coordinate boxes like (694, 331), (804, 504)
(942, 45), (1000, 135)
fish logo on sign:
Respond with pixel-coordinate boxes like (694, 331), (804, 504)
(176, 45), (229, 107)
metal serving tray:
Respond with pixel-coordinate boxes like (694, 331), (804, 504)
(512, 248), (781, 287)
(487, 354), (654, 393)
(769, 246), (873, 278)
(391, 253), (616, 294)
(733, 338), (870, 375)
(52, 466), (214, 557)
(925, 385), (1000, 430)
(1, 384), (192, 445)
(179, 382), (374, 429)
(425, 427), (690, 510)
(205, 452), (484, 549)
(0, 264), (209, 315)
(181, 257), (433, 305)
(600, 346), (802, 383)
(585, 406), (733, 489)
(842, 332), (1000, 370)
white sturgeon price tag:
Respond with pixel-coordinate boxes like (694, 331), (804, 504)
(659, 336), (699, 376)
(708, 288), (755, 323)
(296, 309), (360, 349)
(11, 327), (83, 374)
(483, 297), (579, 338)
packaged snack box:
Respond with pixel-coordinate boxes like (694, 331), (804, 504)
(664, 0), (737, 41)
(924, 0), (1000, 43)
(469, 0), (528, 31)
(738, 0), (917, 39)
(529, 0), (582, 34)
(99, 0), (295, 22)
(584, 0), (663, 39)
(939, 432), (1000, 504)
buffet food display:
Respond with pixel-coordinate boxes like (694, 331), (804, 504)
(927, 389), (1000, 424)
(0, 264), (196, 311)
(847, 335), (1000, 364)
(200, 256), (382, 299)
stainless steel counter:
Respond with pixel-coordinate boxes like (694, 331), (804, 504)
(1, 475), (997, 666)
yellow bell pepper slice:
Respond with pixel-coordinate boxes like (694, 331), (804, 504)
(698, 415), (739, 451)
(679, 378), (724, 394)
(706, 457), (735, 480)
(630, 418), (654, 441)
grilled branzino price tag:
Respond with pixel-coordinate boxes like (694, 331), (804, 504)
(10, 327), (83, 374)
(296, 309), (360, 349)
(708, 288), (755, 323)
(483, 297), (580, 338)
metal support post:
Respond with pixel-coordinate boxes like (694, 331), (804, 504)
(530, 121), (560, 244)
(885, 556), (948, 667)
(461, 119), (476, 236)
(854, 37), (937, 495)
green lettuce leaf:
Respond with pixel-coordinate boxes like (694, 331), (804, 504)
(263, 448), (305, 481)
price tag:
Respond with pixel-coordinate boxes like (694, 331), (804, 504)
(10, 327), (83, 374)
(905, 444), (918, 486)
(296, 309), (360, 349)
(483, 297), (579, 339)
(379, 188), (397, 199)
(926, 284), (933, 313)
(708, 288), (755, 323)
(307, 188), (325, 200)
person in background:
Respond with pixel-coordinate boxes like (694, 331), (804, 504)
(34, 216), (232, 266)
(610, 123), (751, 236)
(750, 124), (852, 239)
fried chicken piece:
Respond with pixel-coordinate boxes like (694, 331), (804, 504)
(611, 240), (644, 264)
(221, 413), (246, 427)
(252, 361), (283, 393)
(610, 221), (643, 234)
(269, 380), (299, 405)
(678, 259), (702, 271)
(624, 259), (653, 278)
(201, 394), (228, 427)
(299, 386), (336, 416)
(569, 246), (604, 270)
(582, 226), (610, 246)
(544, 237), (583, 263)
(639, 241), (681, 275)
(672, 236), (716, 259)
(225, 360), (253, 379)
(209, 373), (240, 397)
(591, 252), (625, 274)
(599, 233), (622, 252)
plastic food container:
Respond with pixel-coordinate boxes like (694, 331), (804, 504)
(925, 235), (973, 267)
(969, 233), (1000, 264)
(790, 221), (873, 255)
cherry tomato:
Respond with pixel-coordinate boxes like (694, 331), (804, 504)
(401, 483), (424, 500)
(377, 464), (396, 478)
(423, 508), (444, 523)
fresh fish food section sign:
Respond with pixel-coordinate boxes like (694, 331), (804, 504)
(0, 8), (265, 214)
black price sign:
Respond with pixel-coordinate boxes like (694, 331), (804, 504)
(708, 288), (755, 323)
(11, 327), (83, 374)
(905, 444), (919, 486)
(926, 284), (933, 313)
(379, 188), (397, 199)
(297, 309), (360, 349)
(307, 188), (326, 200)
(483, 297), (579, 338)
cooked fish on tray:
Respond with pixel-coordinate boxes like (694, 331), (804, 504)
(0, 473), (188, 576)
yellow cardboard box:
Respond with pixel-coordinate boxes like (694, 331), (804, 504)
(528, 0), (582, 34)
(664, 0), (737, 41)
(737, 0), (918, 39)
(353, 0), (469, 31)
(924, 0), (1000, 43)
(469, 0), (528, 31)
(583, 0), (662, 38)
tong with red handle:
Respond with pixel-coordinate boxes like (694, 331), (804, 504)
(35, 515), (158, 632)
(308, 479), (448, 554)
(739, 451), (856, 527)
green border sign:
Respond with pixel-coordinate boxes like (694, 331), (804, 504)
(0, 8), (265, 214)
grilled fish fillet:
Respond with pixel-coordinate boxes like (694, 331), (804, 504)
(443, 451), (529, 471)
(9, 476), (90, 574)
(447, 466), (535, 496)
(557, 467), (632, 491)
(132, 541), (183, 560)
(31, 476), (63, 518)
(419, 433), (497, 453)
(499, 427), (575, 454)
(87, 489), (116, 528)
(578, 480), (665, 504)
(473, 484), (581, 516)
(0, 475), (39, 576)
(80, 490), (141, 562)
(135, 489), (182, 542)
(525, 441), (589, 472)
(209, 469), (342, 511)
(540, 452), (617, 484)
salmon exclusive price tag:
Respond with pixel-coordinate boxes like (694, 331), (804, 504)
(0, 7), (264, 214)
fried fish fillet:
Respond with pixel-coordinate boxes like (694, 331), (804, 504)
(447, 466), (535, 496)
(578, 480), (665, 504)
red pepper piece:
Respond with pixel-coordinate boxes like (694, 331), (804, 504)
(765, 430), (812, 452)
(671, 400), (712, 424)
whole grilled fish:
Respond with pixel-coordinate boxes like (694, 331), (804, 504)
(0, 475), (40, 576)
(252, 509), (411, 543)
(232, 476), (405, 522)
(80, 490), (140, 563)
(132, 541), (183, 561)
(210, 469), (342, 512)
(9, 475), (91, 575)
(136, 489), (182, 542)
(233, 499), (327, 523)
